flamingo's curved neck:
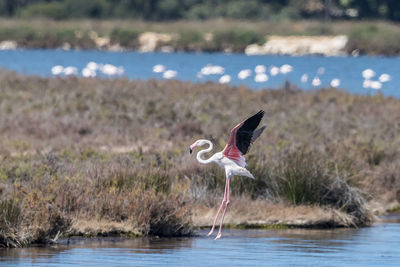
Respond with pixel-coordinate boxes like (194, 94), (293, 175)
(196, 140), (214, 164)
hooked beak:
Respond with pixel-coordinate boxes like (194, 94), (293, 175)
(189, 144), (197, 154)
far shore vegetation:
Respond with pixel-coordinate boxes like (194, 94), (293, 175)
(1, 71), (400, 247)
(1, 18), (400, 55)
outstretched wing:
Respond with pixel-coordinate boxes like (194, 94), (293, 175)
(222, 110), (265, 167)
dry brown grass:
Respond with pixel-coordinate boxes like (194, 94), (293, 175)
(2, 71), (400, 247)
(192, 197), (354, 228)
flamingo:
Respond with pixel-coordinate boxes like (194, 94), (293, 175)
(280, 64), (293, 74)
(312, 77), (321, 87)
(51, 65), (64, 75)
(362, 69), (375, 80)
(269, 66), (280, 76)
(300, 74), (308, 83)
(189, 111), (266, 240)
(330, 78), (340, 88)
(163, 70), (177, 79)
(153, 64), (166, 73)
(379, 74), (391, 83)
(238, 69), (252, 80)
(254, 73), (268, 83)
(219, 75), (231, 84)
(254, 65), (266, 74)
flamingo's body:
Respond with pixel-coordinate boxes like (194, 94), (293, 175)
(190, 110), (266, 239)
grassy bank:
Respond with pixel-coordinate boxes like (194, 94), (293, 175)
(1, 18), (400, 55)
(1, 71), (400, 247)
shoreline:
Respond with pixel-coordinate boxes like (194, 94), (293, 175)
(1, 18), (400, 56)
(0, 34), (348, 57)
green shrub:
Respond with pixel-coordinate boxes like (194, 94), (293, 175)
(19, 2), (68, 20)
(176, 29), (204, 51)
(346, 24), (400, 55)
(110, 28), (140, 48)
(213, 29), (265, 52)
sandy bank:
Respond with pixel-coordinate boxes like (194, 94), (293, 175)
(245, 35), (348, 56)
(64, 200), (366, 240)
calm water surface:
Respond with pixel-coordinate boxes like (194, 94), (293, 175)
(1, 222), (399, 266)
(0, 50), (399, 96)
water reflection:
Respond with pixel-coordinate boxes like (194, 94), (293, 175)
(1, 224), (399, 266)
(0, 237), (194, 261)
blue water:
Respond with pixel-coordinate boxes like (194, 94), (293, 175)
(0, 49), (399, 96)
(1, 223), (399, 266)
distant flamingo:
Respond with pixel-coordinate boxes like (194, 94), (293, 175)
(219, 75), (231, 84)
(190, 111), (266, 240)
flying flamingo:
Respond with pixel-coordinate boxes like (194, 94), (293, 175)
(189, 110), (266, 240)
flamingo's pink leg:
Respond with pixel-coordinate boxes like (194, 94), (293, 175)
(215, 178), (230, 240)
(207, 178), (228, 237)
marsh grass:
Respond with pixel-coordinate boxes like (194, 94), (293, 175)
(0, 152), (192, 247)
(0, 198), (27, 248)
(2, 71), (400, 246)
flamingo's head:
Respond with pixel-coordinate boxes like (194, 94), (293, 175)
(189, 139), (208, 154)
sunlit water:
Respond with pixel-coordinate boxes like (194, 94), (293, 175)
(1, 222), (399, 266)
(0, 50), (399, 96)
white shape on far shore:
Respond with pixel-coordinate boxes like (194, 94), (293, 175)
(51, 65), (64, 75)
(330, 78), (340, 88)
(254, 73), (268, 83)
(270, 66), (280, 76)
(238, 69), (252, 80)
(219, 75), (231, 84)
(301, 74), (308, 83)
(153, 64), (166, 73)
(254, 65), (266, 74)
(280, 64), (293, 74)
(312, 77), (321, 87)
(362, 69), (375, 80)
(379, 73), (391, 83)
(163, 70), (177, 79)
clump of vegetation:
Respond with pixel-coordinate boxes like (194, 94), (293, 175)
(0, 152), (192, 247)
(0, 198), (27, 248)
(211, 29), (265, 52)
(270, 150), (370, 226)
(345, 23), (400, 55)
(110, 28), (140, 49)
(175, 29), (205, 51)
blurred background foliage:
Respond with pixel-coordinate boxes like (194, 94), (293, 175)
(0, 0), (399, 21)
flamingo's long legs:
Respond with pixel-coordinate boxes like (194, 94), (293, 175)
(207, 177), (228, 237)
(215, 178), (230, 240)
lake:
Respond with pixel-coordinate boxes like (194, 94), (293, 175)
(0, 49), (399, 96)
(1, 221), (399, 266)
